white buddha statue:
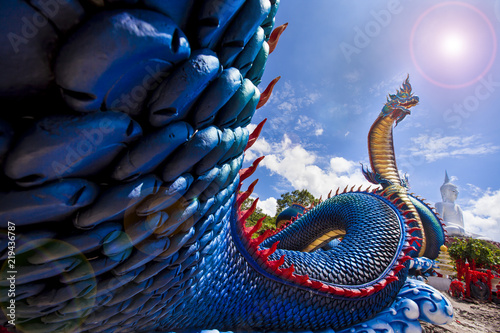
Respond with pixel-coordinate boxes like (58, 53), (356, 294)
(435, 171), (466, 237)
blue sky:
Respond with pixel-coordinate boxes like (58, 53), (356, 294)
(243, 0), (500, 242)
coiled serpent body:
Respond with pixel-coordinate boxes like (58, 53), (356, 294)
(0, 1), (445, 332)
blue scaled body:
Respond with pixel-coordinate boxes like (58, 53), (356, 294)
(0, 1), (450, 333)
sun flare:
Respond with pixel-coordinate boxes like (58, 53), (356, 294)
(441, 33), (466, 59)
(410, 2), (497, 88)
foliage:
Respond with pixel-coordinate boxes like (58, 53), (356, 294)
(240, 189), (320, 236)
(276, 189), (319, 215)
(240, 196), (276, 233)
(241, 190), (319, 237)
(448, 237), (500, 270)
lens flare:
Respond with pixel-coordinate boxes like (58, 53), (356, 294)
(441, 33), (466, 58)
(410, 2), (497, 89)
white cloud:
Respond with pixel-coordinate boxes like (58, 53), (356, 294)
(462, 189), (500, 242)
(469, 189), (500, 221)
(294, 115), (324, 137)
(258, 197), (277, 216)
(329, 157), (357, 174)
(406, 134), (500, 162)
(277, 101), (294, 112)
(466, 183), (485, 198)
(269, 81), (320, 113)
(245, 134), (375, 198)
(245, 136), (500, 243)
(246, 123), (257, 135)
(244, 136), (272, 162)
(463, 212), (500, 242)
(262, 80), (323, 135)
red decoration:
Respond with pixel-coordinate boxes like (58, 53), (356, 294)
(449, 279), (465, 298)
(454, 259), (499, 301)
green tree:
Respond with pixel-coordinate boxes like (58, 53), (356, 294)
(448, 238), (500, 270)
(239, 189), (320, 237)
(276, 189), (319, 215)
(240, 197), (275, 233)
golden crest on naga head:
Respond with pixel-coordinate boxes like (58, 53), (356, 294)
(381, 75), (419, 125)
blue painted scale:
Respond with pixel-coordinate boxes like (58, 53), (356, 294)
(0, 1), (451, 332)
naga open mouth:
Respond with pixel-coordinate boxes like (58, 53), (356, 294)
(393, 95), (419, 125)
(401, 95), (420, 109)
(231, 160), (417, 300)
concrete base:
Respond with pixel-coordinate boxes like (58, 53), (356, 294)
(427, 276), (452, 292)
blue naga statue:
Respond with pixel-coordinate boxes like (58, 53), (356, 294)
(0, 1), (452, 332)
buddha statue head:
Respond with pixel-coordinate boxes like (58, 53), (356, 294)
(440, 171), (459, 203)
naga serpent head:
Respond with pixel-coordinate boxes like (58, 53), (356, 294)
(381, 75), (419, 126)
